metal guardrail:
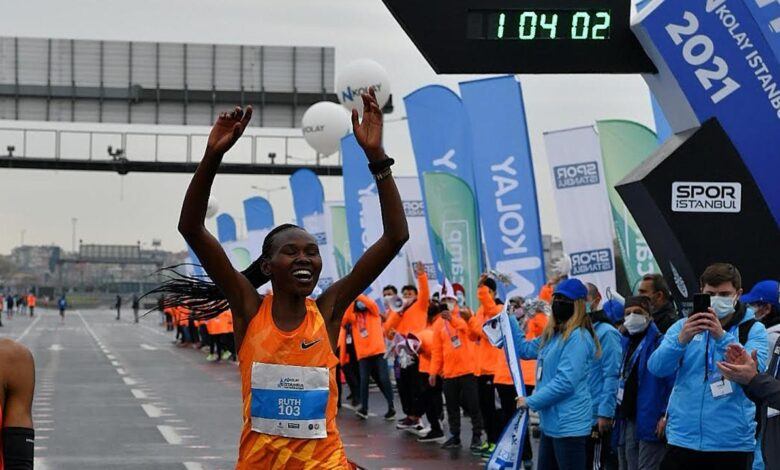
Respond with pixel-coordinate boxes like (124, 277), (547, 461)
(0, 126), (342, 170)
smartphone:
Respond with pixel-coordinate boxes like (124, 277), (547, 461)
(693, 293), (711, 314)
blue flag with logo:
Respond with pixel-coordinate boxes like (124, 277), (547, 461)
(459, 76), (546, 299)
(405, 85), (482, 278)
(289, 169), (325, 227)
(243, 196), (274, 232)
(216, 213), (237, 243)
(483, 308), (528, 470)
(340, 134), (375, 269)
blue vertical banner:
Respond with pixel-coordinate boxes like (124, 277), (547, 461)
(340, 134), (374, 269)
(243, 196), (274, 232)
(216, 213), (237, 243)
(289, 169), (325, 227)
(289, 169), (336, 291)
(651, 93), (672, 144)
(459, 76), (546, 299)
(405, 85), (482, 279)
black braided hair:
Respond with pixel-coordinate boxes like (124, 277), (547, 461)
(143, 224), (300, 320)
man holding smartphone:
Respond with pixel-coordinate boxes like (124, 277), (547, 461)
(647, 263), (769, 469)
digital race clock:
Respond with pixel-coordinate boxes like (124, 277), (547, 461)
(381, 0), (655, 74)
(467, 9), (612, 41)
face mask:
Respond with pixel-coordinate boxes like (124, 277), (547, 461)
(623, 313), (650, 335)
(552, 300), (575, 324)
(711, 295), (737, 319)
(456, 292), (465, 306)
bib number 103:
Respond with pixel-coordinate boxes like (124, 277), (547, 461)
(666, 12), (741, 104)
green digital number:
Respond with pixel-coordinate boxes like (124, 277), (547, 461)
(571, 12), (591, 40)
(497, 12), (507, 39)
(519, 12), (538, 40)
(539, 13), (558, 39)
(592, 12), (611, 39)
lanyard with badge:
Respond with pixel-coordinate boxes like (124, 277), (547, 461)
(705, 324), (739, 399)
(616, 334), (650, 405)
(444, 320), (461, 348)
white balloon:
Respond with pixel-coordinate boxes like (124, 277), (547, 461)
(206, 196), (219, 219)
(336, 59), (391, 116)
(301, 102), (351, 156)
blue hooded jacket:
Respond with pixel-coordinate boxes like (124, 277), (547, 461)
(510, 315), (596, 438)
(588, 320), (622, 423)
(648, 306), (768, 451)
(617, 322), (674, 442)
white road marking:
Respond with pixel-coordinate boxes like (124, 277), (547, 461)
(142, 404), (163, 418)
(131, 389), (148, 399)
(48, 344), (63, 351)
(15, 315), (41, 342)
(183, 463), (205, 470)
(123, 377), (138, 386)
(140, 343), (157, 350)
(111, 360), (120, 366)
(157, 425), (183, 445)
(116, 368), (126, 375)
(106, 354), (116, 360)
(37, 428), (54, 432)
(36, 420), (53, 424)
(33, 457), (49, 470)
(165, 419), (185, 423)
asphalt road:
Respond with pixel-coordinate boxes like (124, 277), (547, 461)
(1, 308), (494, 469)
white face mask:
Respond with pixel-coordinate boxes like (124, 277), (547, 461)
(711, 295), (737, 319)
(623, 313), (650, 335)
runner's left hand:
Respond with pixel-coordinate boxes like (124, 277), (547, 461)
(352, 88), (384, 161)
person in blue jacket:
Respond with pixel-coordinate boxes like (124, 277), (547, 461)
(585, 283), (622, 470)
(648, 263), (768, 470)
(615, 296), (674, 470)
(513, 278), (600, 470)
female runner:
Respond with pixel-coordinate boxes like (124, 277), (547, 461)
(152, 88), (407, 469)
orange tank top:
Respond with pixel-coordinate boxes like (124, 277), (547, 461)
(237, 295), (350, 469)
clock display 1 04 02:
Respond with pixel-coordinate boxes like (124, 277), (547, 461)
(467, 9), (611, 41)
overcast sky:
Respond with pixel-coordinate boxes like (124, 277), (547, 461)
(0, 0), (657, 255)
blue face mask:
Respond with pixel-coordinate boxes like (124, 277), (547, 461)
(711, 295), (737, 319)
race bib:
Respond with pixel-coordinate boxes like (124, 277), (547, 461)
(451, 336), (462, 349)
(359, 328), (368, 338)
(616, 380), (625, 405)
(250, 362), (329, 439)
(536, 363), (543, 383)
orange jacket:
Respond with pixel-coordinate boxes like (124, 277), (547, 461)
(430, 307), (477, 379)
(206, 310), (234, 335)
(342, 295), (385, 360)
(383, 272), (430, 338)
(27, 295), (36, 307)
(415, 325), (436, 374)
(520, 311), (548, 386)
(466, 286), (505, 377)
(175, 306), (190, 326)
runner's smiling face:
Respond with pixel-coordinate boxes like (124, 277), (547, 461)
(263, 228), (322, 296)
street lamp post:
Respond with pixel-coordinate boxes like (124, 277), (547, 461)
(71, 218), (78, 253)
